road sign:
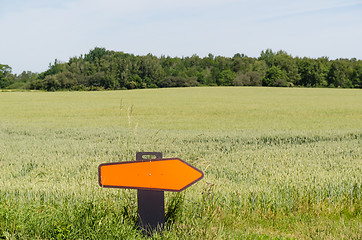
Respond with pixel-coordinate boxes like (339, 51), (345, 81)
(98, 152), (204, 235)
(98, 157), (204, 192)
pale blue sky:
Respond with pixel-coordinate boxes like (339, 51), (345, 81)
(1, 0), (362, 74)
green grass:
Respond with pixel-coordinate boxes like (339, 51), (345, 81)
(0, 87), (361, 239)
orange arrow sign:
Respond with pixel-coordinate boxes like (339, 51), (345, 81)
(98, 158), (204, 192)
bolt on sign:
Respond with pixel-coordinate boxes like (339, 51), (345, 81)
(98, 152), (204, 234)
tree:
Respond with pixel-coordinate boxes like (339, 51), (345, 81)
(313, 57), (330, 87)
(38, 59), (65, 80)
(259, 49), (275, 67)
(233, 71), (262, 86)
(0, 64), (13, 88)
(252, 60), (267, 78)
(22, 47), (362, 91)
(139, 54), (165, 85)
(263, 66), (288, 87)
(351, 61), (362, 88)
(129, 74), (144, 89)
(274, 51), (300, 85)
(89, 72), (105, 88)
(84, 47), (109, 63)
(232, 56), (254, 73)
(327, 60), (352, 88)
(297, 58), (314, 86)
(103, 73), (117, 89)
(158, 76), (199, 88)
(216, 69), (236, 86)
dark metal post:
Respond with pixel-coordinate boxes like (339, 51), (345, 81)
(136, 152), (165, 235)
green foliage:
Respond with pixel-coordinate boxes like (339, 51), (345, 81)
(37, 59), (65, 80)
(0, 64), (13, 88)
(263, 66), (288, 87)
(2, 48), (362, 91)
(233, 71), (263, 86)
(216, 69), (236, 86)
(273, 51), (300, 85)
(351, 61), (362, 88)
(158, 76), (200, 88)
(84, 47), (110, 63)
(327, 59), (353, 88)
(259, 49), (275, 67)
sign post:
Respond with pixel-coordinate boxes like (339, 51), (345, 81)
(136, 152), (165, 234)
(98, 152), (204, 235)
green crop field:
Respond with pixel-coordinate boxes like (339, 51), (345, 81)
(0, 87), (361, 239)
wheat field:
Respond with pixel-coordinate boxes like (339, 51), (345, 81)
(0, 87), (361, 239)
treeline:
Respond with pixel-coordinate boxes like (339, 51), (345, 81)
(1, 48), (362, 91)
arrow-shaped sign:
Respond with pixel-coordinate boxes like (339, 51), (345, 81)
(98, 158), (204, 192)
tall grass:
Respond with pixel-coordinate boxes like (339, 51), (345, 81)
(0, 87), (361, 239)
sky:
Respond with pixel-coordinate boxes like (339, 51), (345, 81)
(1, 0), (362, 74)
